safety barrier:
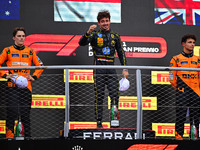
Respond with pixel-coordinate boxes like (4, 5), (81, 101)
(0, 65), (199, 140)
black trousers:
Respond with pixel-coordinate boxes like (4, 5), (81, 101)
(6, 86), (32, 137)
(93, 69), (119, 121)
(175, 81), (200, 137)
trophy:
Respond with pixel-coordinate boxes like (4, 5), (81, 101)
(110, 104), (119, 128)
(189, 120), (198, 140)
(15, 116), (25, 140)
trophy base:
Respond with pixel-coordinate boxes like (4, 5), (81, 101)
(110, 120), (119, 128)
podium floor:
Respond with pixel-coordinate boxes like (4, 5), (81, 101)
(0, 138), (200, 150)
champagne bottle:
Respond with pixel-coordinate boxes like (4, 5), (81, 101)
(110, 105), (119, 127)
(15, 116), (24, 140)
(189, 120), (198, 140)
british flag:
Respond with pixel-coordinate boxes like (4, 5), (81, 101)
(155, 0), (200, 25)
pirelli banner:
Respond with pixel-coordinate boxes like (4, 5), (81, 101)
(108, 96), (157, 110)
(31, 95), (65, 109)
(152, 123), (200, 137)
(0, 121), (5, 134)
(69, 121), (110, 129)
(151, 71), (170, 85)
(66, 69), (94, 83)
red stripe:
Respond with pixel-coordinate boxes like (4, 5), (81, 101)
(155, 0), (200, 9)
(54, 0), (121, 3)
(155, 13), (179, 24)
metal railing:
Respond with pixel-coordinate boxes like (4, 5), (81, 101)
(0, 65), (199, 140)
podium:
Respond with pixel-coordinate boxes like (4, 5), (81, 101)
(68, 128), (155, 140)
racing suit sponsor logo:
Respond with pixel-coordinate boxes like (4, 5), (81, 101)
(31, 95), (65, 109)
(12, 54), (19, 57)
(152, 123), (200, 137)
(22, 54), (29, 58)
(111, 40), (115, 47)
(182, 74), (197, 79)
(97, 37), (103, 47)
(66, 69), (93, 83)
(151, 71), (170, 84)
(12, 62), (28, 65)
(37, 57), (44, 66)
(102, 47), (110, 55)
(97, 58), (113, 62)
(69, 121), (110, 129)
(191, 61), (197, 65)
(97, 33), (102, 38)
(181, 61), (188, 65)
(108, 96), (157, 110)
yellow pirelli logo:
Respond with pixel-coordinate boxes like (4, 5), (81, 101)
(64, 69), (94, 83)
(0, 77), (7, 81)
(0, 120), (18, 134)
(0, 120), (6, 134)
(152, 123), (200, 137)
(151, 71), (170, 84)
(31, 95), (65, 109)
(69, 121), (110, 129)
(108, 96), (157, 110)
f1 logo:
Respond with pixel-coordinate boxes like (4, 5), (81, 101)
(24, 34), (167, 58)
(24, 34), (82, 56)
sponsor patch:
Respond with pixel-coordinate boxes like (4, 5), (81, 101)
(22, 54), (29, 58)
(97, 37), (103, 47)
(102, 47), (110, 55)
(191, 61), (197, 65)
(12, 62), (28, 65)
(181, 61), (188, 65)
(12, 54), (19, 57)
(97, 33), (102, 38)
(37, 57), (44, 66)
(111, 40), (115, 47)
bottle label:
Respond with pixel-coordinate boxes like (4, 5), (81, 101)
(111, 106), (115, 120)
(111, 120), (119, 127)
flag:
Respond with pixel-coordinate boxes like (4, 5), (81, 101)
(155, 0), (200, 25)
(0, 0), (20, 20)
(54, 0), (121, 23)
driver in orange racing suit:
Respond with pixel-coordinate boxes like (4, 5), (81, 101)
(0, 27), (43, 139)
(169, 34), (200, 140)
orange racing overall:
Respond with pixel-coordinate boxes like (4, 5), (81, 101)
(169, 51), (200, 138)
(0, 44), (43, 137)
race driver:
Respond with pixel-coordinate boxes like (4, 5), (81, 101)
(79, 10), (129, 128)
(0, 27), (44, 139)
(169, 34), (200, 140)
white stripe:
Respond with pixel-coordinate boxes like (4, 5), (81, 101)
(54, 1), (121, 23)
(12, 62), (28, 65)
